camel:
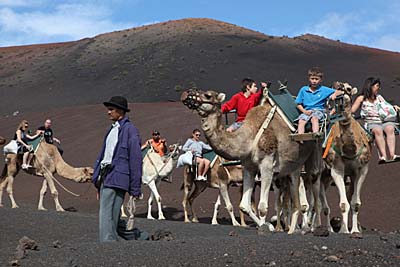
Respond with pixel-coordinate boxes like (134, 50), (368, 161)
(142, 143), (181, 220)
(0, 136), (6, 146)
(323, 82), (372, 234)
(0, 139), (93, 211)
(181, 89), (322, 233)
(181, 156), (248, 226)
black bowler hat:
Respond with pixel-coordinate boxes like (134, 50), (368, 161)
(103, 96), (130, 112)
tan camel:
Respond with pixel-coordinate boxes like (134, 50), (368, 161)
(0, 139), (93, 211)
(323, 82), (371, 234)
(181, 89), (321, 233)
(142, 143), (180, 220)
(182, 156), (248, 226)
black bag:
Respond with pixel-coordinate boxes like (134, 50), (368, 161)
(95, 164), (112, 188)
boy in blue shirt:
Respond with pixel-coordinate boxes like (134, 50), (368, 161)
(295, 67), (342, 134)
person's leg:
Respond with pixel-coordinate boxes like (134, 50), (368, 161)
(196, 157), (205, 177)
(383, 124), (396, 160)
(371, 127), (387, 160)
(202, 159), (211, 176)
(27, 153), (34, 166)
(22, 151), (29, 167)
(99, 185), (119, 242)
(298, 119), (307, 134)
(311, 117), (320, 133)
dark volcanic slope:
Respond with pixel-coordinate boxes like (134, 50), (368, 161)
(1, 18), (400, 115)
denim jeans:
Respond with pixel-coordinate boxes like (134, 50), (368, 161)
(99, 184), (125, 242)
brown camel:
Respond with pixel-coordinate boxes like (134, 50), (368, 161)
(323, 82), (372, 234)
(0, 139), (93, 211)
(181, 89), (322, 233)
(0, 136), (6, 145)
(182, 156), (249, 226)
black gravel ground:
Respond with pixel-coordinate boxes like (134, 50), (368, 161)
(1, 205), (399, 267)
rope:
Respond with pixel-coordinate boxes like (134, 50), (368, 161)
(251, 105), (277, 151)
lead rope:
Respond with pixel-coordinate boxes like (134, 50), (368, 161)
(251, 105), (277, 151)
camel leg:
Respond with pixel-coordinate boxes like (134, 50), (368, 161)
(182, 171), (192, 223)
(319, 179), (333, 232)
(288, 174), (302, 234)
(310, 176), (321, 231)
(350, 165), (368, 234)
(5, 176), (19, 208)
(38, 179), (48, 211)
(147, 189), (155, 220)
(273, 183), (284, 232)
(154, 179), (165, 220)
(238, 185), (249, 227)
(211, 194), (221, 225)
(188, 182), (207, 223)
(257, 156), (275, 231)
(43, 173), (65, 212)
(330, 166), (350, 233)
(239, 168), (262, 227)
(219, 183), (240, 226)
(0, 177), (8, 207)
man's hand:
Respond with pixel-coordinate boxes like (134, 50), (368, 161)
(394, 105), (400, 112)
(54, 138), (61, 144)
(132, 193), (143, 200)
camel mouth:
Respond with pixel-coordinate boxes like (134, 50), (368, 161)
(181, 90), (202, 110)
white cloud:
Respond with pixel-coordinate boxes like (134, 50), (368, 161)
(372, 35), (400, 53)
(0, 0), (45, 7)
(0, 2), (137, 47)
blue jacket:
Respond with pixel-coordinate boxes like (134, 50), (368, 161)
(92, 117), (142, 197)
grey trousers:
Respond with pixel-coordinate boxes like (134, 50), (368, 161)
(99, 184), (125, 242)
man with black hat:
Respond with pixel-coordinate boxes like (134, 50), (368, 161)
(92, 96), (142, 242)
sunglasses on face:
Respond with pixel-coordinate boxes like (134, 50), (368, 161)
(194, 133), (201, 137)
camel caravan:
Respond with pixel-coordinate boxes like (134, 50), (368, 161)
(1, 71), (399, 236)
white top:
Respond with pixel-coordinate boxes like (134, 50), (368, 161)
(360, 94), (384, 124)
(101, 121), (120, 165)
(182, 138), (212, 157)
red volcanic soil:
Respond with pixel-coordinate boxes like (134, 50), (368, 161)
(0, 102), (399, 233)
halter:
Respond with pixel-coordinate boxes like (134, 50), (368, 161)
(181, 89), (220, 110)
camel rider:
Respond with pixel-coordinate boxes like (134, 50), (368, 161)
(37, 119), (64, 155)
(141, 130), (167, 157)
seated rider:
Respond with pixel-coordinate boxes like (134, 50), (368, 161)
(351, 77), (400, 163)
(182, 129), (212, 181)
(295, 67), (342, 135)
(15, 120), (43, 169)
(221, 78), (268, 132)
(141, 130), (167, 157)
(37, 118), (63, 155)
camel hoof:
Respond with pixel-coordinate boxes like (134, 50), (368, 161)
(192, 218), (199, 223)
(184, 219), (191, 223)
(147, 216), (155, 220)
(211, 220), (219, 225)
(0, 204), (4, 208)
(158, 216), (166, 220)
(56, 208), (65, 212)
(240, 224), (249, 228)
(12, 205), (19, 209)
(38, 207), (47, 211)
(232, 221), (241, 227)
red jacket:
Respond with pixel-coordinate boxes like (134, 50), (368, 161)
(221, 90), (262, 122)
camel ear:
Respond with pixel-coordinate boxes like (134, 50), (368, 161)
(351, 87), (358, 96)
(217, 93), (226, 103)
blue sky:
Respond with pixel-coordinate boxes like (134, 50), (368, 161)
(1, 0), (399, 52)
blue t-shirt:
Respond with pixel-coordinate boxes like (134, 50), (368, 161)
(295, 85), (335, 110)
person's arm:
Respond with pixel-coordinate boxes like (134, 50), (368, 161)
(330, 89), (344, 100)
(53, 137), (61, 144)
(182, 139), (192, 152)
(297, 104), (311, 116)
(26, 131), (42, 140)
(161, 138), (168, 153)
(128, 127), (142, 198)
(221, 94), (238, 113)
(16, 130), (30, 149)
(141, 139), (151, 150)
(201, 141), (212, 152)
(351, 96), (364, 113)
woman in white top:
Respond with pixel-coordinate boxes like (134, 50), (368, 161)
(351, 77), (400, 163)
(182, 129), (212, 181)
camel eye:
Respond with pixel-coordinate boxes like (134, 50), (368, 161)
(204, 93), (212, 99)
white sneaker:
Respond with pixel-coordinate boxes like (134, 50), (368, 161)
(196, 175), (207, 181)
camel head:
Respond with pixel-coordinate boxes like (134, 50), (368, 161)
(0, 136), (6, 145)
(331, 82), (358, 113)
(168, 143), (181, 160)
(77, 167), (94, 183)
(181, 89), (225, 117)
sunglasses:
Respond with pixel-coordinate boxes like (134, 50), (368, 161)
(194, 133), (201, 137)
